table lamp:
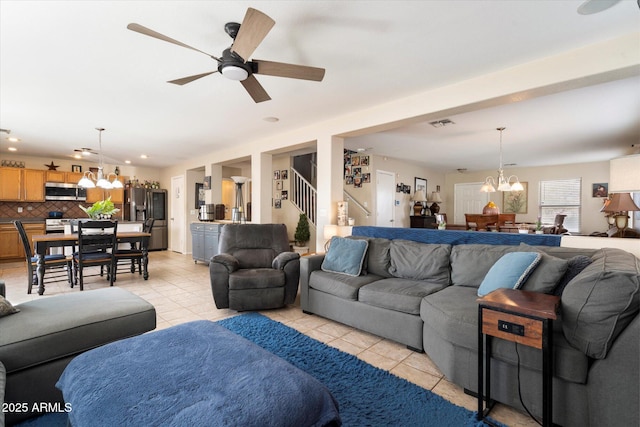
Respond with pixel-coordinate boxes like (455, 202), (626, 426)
(411, 190), (427, 216)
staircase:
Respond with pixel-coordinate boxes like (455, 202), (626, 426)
(291, 167), (317, 226)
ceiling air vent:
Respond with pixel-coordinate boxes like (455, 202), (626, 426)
(429, 119), (454, 128)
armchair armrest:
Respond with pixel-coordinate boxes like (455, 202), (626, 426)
(211, 253), (239, 273)
(272, 252), (300, 270)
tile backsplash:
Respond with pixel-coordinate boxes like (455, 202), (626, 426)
(0, 201), (124, 220)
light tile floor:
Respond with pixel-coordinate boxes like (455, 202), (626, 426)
(1, 251), (537, 427)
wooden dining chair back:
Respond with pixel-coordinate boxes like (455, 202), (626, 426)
(497, 213), (517, 232)
(14, 220), (72, 294)
(115, 218), (154, 275)
(464, 214), (498, 231)
(73, 220), (118, 291)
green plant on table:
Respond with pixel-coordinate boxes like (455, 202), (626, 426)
(79, 197), (120, 219)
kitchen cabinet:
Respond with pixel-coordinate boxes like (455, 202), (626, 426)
(46, 170), (66, 182)
(191, 222), (223, 264)
(0, 167), (45, 202)
(0, 222), (45, 261)
(65, 171), (84, 184)
(85, 176), (126, 204)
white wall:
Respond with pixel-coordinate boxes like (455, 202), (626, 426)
(444, 160), (610, 234)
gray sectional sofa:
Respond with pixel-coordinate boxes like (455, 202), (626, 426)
(300, 228), (639, 427)
(0, 283), (156, 425)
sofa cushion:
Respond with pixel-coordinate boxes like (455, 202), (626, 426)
(0, 295), (19, 318)
(520, 253), (569, 294)
(552, 255), (592, 296)
(450, 244), (517, 288)
(309, 270), (381, 300)
(322, 237), (368, 276)
(421, 286), (589, 383)
(477, 252), (541, 297)
(388, 240), (451, 284)
(359, 278), (448, 315)
(562, 248), (640, 359)
(0, 287), (156, 373)
(519, 242), (598, 260)
(363, 238), (392, 278)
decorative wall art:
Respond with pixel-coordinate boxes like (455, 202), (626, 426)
(72, 165), (82, 173)
(503, 182), (528, 214)
(195, 183), (205, 209)
(274, 170), (281, 180)
(281, 170), (288, 180)
(203, 176), (211, 190)
(592, 183), (608, 198)
(343, 149), (372, 188)
(414, 177), (427, 194)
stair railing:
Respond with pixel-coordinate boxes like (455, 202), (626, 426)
(291, 167), (317, 226)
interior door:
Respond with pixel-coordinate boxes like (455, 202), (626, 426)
(454, 182), (489, 224)
(376, 170), (395, 227)
(170, 175), (185, 253)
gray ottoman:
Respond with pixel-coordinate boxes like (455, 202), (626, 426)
(0, 287), (156, 425)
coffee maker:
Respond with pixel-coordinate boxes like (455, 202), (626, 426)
(198, 204), (216, 221)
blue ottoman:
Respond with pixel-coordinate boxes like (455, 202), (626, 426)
(56, 320), (340, 427)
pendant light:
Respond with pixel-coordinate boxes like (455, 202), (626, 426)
(480, 127), (524, 192)
(77, 128), (123, 189)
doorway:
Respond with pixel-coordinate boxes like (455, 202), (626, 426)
(453, 182), (489, 225)
(376, 170), (395, 227)
(170, 175), (185, 253)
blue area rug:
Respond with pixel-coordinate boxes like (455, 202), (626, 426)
(218, 313), (502, 427)
(16, 313), (503, 427)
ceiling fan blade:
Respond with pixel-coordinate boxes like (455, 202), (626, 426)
(253, 59), (325, 82)
(127, 23), (220, 61)
(230, 8), (275, 61)
(240, 75), (271, 103)
(167, 71), (218, 86)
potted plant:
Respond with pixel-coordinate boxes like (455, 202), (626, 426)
(293, 214), (311, 254)
(535, 217), (543, 234)
(79, 197), (120, 219)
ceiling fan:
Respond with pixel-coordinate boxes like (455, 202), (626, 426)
(127, 8), (325, 103)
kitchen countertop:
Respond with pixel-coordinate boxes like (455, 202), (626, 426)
(0, 218), (46, 224)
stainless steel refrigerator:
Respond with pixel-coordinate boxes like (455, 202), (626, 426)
(125, 188), (168, 250)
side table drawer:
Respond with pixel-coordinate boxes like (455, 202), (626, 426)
(481, 308), (543, 349)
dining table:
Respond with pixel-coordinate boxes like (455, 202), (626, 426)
(31, 232), (152, 295)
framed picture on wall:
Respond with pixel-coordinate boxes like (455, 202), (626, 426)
(274, 170), (281, 180)
(281, 190), (288, 200)
(503, 182), (528, 213)
(592, 183), (608, 197)
(195, 183), (205, 209)
(414, 177), (427, 193)
(281, 170), (288, 180)
(72, 165), (82, 173)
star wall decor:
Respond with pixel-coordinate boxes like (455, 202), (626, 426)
(45, 161), (59, 170)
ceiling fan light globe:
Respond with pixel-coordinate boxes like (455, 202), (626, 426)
(221, 65), (249, 81)
(510, 181), (524, 192)
(111, 179), (124, 189)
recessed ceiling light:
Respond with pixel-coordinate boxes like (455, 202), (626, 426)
(7, 137), (20, 143)
(125, 160), (131, 164)
(8, 147), (17, 151)
(263, 116), (279, 123)
(73, 154), (82, 159)
(140, 154), (148, 159)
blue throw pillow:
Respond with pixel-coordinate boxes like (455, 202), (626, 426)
(322, 237), (369, 276)
(477, 252), (542, 297)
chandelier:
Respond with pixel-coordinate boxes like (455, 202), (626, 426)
(480, 127), (524, 192)
(77, 128), (123, 189)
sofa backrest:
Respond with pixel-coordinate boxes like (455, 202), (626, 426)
(388, 240), (451, 285)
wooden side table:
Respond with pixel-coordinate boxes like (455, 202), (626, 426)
(477, 288), (560, 427)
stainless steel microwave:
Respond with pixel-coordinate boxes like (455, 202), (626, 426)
(44, 182), (87, 201)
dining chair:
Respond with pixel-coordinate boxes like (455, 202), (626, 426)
(114, 218), (154, 275)
(72, 220), (118, 291)
(497, 213), (516, 232)
(464, 214), (498, 231)
(13, 220), (72, 294)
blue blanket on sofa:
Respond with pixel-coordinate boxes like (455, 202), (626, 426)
(352, 226), (561, 247)
(56, 320), (340, 427)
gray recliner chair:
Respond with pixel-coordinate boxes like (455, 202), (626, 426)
(210, 224), (301, 311)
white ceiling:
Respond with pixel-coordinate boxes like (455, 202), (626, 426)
(1, 1), (639, 171)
